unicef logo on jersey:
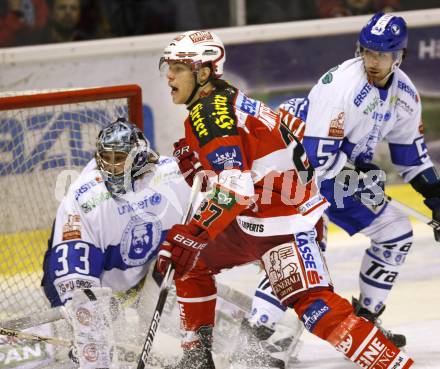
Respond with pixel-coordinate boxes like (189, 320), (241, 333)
(121, 213), (162, 266)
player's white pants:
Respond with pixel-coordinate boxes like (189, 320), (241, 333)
(247, 273), (286, 329)
(359, 204), (413, 313)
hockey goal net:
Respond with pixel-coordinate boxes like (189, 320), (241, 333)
(0, 85), (143, 326)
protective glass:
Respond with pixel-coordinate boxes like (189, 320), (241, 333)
(159, 58), (199, 77)
(359, 46), (402, 63)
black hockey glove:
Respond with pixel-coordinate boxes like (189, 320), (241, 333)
(410, 167), (440, 242)
(173, 138), (209, 191)
(424, 197), (440, 242)
(354, 161), (386, 207)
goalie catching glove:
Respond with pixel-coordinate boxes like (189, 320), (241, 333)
(157, 224), (209, 279)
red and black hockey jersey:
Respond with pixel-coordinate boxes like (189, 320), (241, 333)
(185, 84), (328, 238)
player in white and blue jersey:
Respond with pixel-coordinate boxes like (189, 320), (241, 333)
(41, 118), (191, 306)
(40, 118), (192, 367)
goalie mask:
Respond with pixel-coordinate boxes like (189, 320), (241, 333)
(96, 118), (157, 195)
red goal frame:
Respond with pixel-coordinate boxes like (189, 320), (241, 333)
(0, 84), (144, 130)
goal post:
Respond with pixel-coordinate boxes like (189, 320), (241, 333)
(0, 85), (143, 125)
(0, 84), (144, 324)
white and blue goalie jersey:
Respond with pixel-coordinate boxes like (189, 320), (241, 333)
(295, 57), (433, 182)
(42, 157), (190, 307)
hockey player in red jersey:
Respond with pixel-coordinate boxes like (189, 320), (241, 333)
(156, 30), (414, 369)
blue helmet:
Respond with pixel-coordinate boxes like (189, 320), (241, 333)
(359, 12), (407, 52)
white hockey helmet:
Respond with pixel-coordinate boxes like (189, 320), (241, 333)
(159, 30), (225, 78)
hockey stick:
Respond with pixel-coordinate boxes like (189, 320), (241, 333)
(216, 280), (305, 364)
(2, 271), (156, 331)
(381, 193), (440, 231)
(216, 282), (252, 312)
(0, 326), (71, 347)
(0, 326), (140, 357)
(339, 164), (440, 232)
(137, 173), (202, 369)
(0, 306), (64, 330)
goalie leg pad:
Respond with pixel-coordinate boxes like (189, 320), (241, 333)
(65, 288), (116, 368)
(175, 259), (217, 350)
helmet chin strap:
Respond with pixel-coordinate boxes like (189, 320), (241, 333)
(185, 77), (201, 106)
(185, 69), (212, 106)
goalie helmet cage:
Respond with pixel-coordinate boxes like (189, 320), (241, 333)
(0, 84), (143, 323)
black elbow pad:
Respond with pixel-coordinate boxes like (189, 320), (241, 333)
(409, 167), (440, 198)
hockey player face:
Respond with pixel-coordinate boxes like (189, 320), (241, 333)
(361, 48), (394, 86)
(99, 151), (128, 177)
(166, 62), (196, 104)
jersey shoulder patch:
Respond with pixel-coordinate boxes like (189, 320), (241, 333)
(235, 90), (261, 117)
(188, 88), (239, 146)
(319, 58), (362, 88)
